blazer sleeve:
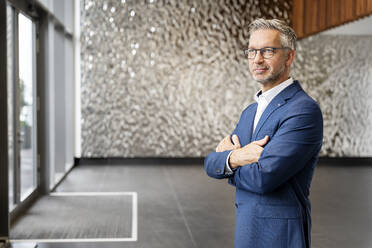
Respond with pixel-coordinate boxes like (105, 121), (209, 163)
(232, 102), (323, 194)
(204, 150), (234, 179)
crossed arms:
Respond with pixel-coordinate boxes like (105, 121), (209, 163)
(215, 134), (269, 169)
(204, 103), (323, 194)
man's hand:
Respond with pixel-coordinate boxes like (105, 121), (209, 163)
(215, 135), (241, 152)
(229, 136), (270, 169)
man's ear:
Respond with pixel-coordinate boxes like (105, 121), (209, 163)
(286, 50), (296, 67)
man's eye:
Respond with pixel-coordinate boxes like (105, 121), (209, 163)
(262, 49), (274, 53)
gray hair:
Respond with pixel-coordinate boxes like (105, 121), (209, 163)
(248, 19), (297, 50)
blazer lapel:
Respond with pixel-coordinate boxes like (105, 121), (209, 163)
(252, 81), (302, 140)
(239, 103), (257, 145)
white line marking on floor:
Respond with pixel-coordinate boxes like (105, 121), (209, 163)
(10, 238), (136, 243)
(49, 191), (135, 196)
(132, 192), (138, 241)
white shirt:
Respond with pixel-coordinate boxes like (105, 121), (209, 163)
(224, 78), (294, 174)
(252, 77), (294, 133)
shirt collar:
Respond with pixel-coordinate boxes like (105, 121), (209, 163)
(254, 78), (294, 103)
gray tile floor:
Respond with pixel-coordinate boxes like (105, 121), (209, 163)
(10, 162), (372, 248)
(55, 164), (236, 248)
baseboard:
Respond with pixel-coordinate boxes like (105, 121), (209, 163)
(75, 157), (205, 166)
(75, 156), (372, 166)
(318, 157), (372, 166)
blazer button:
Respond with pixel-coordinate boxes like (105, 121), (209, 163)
(216, 169), (221, 173)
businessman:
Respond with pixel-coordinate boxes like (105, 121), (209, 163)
(204, 19), (323, 248)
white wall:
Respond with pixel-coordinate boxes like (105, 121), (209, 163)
(323, 15), (372, 35)
(37, 0), (78, 188)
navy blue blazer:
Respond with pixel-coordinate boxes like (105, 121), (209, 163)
(204, 81), (323, 248)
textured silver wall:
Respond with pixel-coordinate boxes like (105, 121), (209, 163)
(81, 1), (372, 157)
(80, 0), (291, 157)
(293, 35), (372, 157)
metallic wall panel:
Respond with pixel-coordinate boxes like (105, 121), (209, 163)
(80, 0), (292, 157)
(293, 34), (372, 157)
(81, 1), (372, 157)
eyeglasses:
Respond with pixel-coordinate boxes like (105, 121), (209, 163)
(244, 47), (290, 59)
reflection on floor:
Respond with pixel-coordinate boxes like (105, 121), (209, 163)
(10, 162), (372, 248)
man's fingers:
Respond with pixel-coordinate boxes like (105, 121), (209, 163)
(232, 134), (241, 148)
(216, 135), (233, 152)
(253, 135), (270, 147)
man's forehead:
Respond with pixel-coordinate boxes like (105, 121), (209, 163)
(248, 29), (281, 47)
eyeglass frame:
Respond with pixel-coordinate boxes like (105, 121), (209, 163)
(244, 47), (291, 59)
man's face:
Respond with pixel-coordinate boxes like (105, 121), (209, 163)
(248, 29), (288, 84)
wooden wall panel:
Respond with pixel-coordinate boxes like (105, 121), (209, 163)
(327, 0), (340, 27)
(292, 0), (372, 39)
(356, 0), (367, 16)
(340, 0), (347, 22)
(318, 0), (327, 31)
(292, 0), (305, 38)
(368, 0), (372, 12)
(310, 0), (319, 33)
(304, 0), (313, 34)
(344, 0), (356, 22)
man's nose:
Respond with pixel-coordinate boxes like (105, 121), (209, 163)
(253, 51), (264, 63)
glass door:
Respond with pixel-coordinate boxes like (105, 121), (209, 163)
(7, 3), (15, 211)
(18, 12), (37, 201)
(7, 5), (38, 210)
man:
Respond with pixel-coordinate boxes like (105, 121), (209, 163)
(204, 19), (323, 248)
